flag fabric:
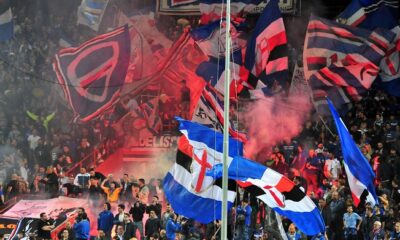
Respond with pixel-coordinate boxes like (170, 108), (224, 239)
(77, 0), (109, 32)
(53, 25), (131, 122)
(327, 98), (378, 207)
(336, 0), (400, 97)
(378, 26), (400, 97)
(0, 0), (13, 41)
(198, 0), (262, 24)
(163, 118), (243, 223)
(191, 20), (244, 95)
(244, 0), (288, 97)
(191, 84), (247, 142)
(303, 15), (395, 113)
(207, 156), (325, 235)
(169, 0), (197, 7)
(150, 29), (207, 117)
(117, 12), (172, 82)
(140, 98), (162, 135)
(337, 0), (398, 30)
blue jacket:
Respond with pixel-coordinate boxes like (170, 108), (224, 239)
(98, 210), (114, 233)
(236, 204), (252, 226)
(74, 219), (90, 239)
(166, 218), (181, 240)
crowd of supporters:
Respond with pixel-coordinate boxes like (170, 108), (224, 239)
(0, 1), (400, 240)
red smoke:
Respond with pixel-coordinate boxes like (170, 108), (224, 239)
(243, 93), (311, 162)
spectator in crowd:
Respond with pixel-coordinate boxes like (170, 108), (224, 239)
(147, 196), (162, 219)
(390, 222), (400, 239)
(138, 178), (149, 204)
(235, 199), (252, 240)
(166, 213), (183, 240)
(286, 223), (301, 240)
(74, 167), (90, 190)
(343, 205), (362, 240)
(98, 202), (114, 238)
(146, 210), (162, 240)
(329, 191), (345, 240)
(57, 222), (75, 240)
(122, 213), (136, 239)
(115, 224), (126, 240)
(370, 221), (385, 240)
(161, 203), (173, 229)
(74, 212), (90, 240)
(130, 199), (147, 240)
(37, 212), (55, 240)
(114, 203), (126, 227)
(101, 178), (122, 203)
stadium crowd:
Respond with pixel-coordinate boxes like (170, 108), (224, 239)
(0, 1), (400, 240)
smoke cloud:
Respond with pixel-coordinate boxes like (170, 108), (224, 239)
(243, 93), (312, 161)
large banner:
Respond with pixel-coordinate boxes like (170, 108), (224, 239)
(4, 197), (89, 219)
(157, 0), (300, 15)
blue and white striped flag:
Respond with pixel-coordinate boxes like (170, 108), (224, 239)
(327, 98), (378, 207)
(77, 0), (109, 32)
(163, 118), (243, 223)
(303, 15), (395, 113)
(0, 0), (13, 41)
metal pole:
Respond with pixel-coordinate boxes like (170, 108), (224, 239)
(221, 0), (231, 239)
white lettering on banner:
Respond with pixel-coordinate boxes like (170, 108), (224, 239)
(139, 135), (179, 148)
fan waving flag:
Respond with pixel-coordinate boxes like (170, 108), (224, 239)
(53, 25), (130, 122)
(207, 156), (325, 236)
(303, 15), (395, 113)
(163, 118), (243, 223)
(337, 0), (398, 30)
(327, 98), (378, 207)
(0, 0), (13, 41)
(244, 0), (288, 97)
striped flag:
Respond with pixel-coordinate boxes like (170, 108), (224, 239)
(336, 0), (400, 97)
(77, 0), (109, 32)
(378, 26), (400, 97)
(244, 0), (288, 97)
(0, 0), (13, 41)
(191, 20), (243, 95)
(337, 0), (398, 30)
(327, 98), (378, 207)
(163, 118), (243, 223)
(303, 15), (395, 113)
(191, 84), (247, 142)
(207, 156), (325, 236)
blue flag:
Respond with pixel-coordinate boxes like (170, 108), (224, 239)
(327, 98), (378, 207)
(0, 0), (13, 41)
(244, 0), (288, 96)
(337, 0), (398, 30)
(207, 156), (325, 236)
(163, 118), (243, 223)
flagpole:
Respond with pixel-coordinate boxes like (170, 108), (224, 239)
(221, 0), (231, 239)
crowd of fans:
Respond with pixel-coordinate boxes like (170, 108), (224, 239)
(0, 1), (400, 240)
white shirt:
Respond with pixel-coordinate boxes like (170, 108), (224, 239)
(27, 135), (41, 150)
(325, 158), (341, 180)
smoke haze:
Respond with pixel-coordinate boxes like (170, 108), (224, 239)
(243, 93), (312, 161)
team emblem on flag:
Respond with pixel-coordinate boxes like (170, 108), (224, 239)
(53, 25), (131, 122)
